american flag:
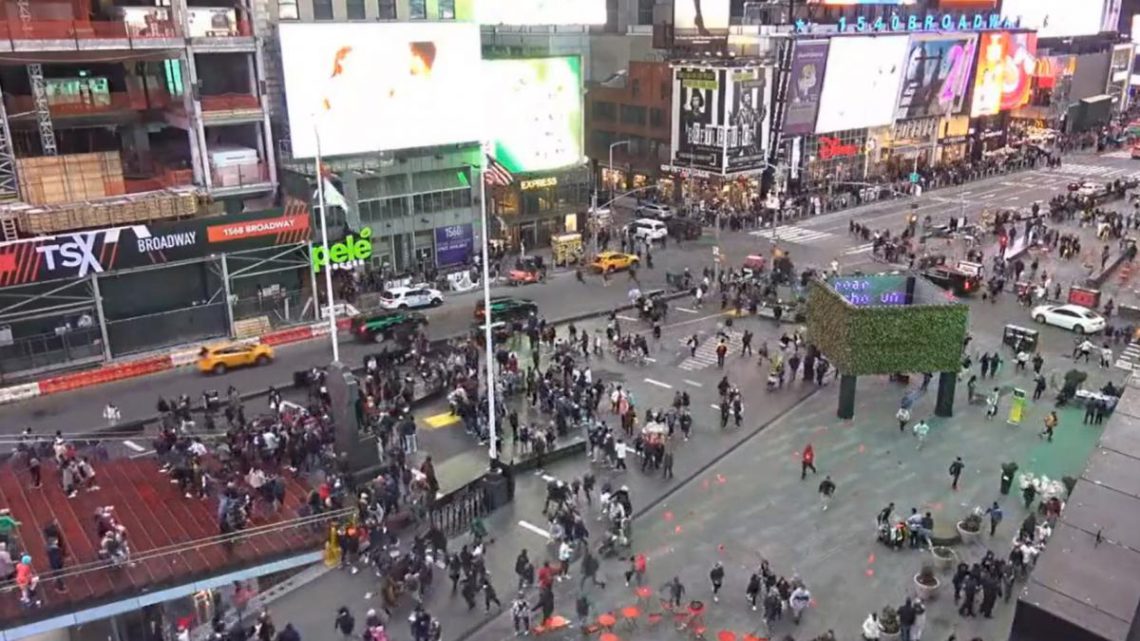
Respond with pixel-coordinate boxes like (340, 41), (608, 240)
(483, 154), (514, 187)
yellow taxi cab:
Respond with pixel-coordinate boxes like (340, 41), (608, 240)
(197, 341), (275, 375)
(591, 251), (639, 273)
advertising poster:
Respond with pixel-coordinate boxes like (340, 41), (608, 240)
(895, 34), (978, 120)
(435, 224), (474, 267)
(484, 56), (583, 174)
(278, 23), (483, 158)
(1001, 0), (1107, 39)
(671, 66), (727, 174)
(453, 0), (606, 25)
(970, 32), (1036, 116)
(724, 67), (771, 174)
(673, 0), (730, 41)
(783, 39), (830, 135)
(186, 7), (240, 37)
(815, 35), (909, 134)
(0, 209), (311, 287)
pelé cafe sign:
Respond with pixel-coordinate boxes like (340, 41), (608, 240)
(312, 227), (373, 272)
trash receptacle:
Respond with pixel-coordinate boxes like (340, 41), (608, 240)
(483, 471), (509, 511)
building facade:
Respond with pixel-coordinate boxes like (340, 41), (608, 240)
(586, 60), (672, 193)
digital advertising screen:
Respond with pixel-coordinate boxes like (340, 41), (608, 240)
(484, 56), (584, 174)
(278, 22), (484, 159)
(673, 0), (730, 40)
(829, 274), (913, 307)
(969, 31), (1037, 117)
(670, 66), (728, 174)
(806, 0), (915, 4)
(814, 35), (909, 135)
(895, 34), (977, 120)
(454, 0), (606, 25)
(783, 39), (830, 135)
(1000, 0), (1107, 38)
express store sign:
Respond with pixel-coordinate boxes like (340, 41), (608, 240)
(0, 208), (311, 287)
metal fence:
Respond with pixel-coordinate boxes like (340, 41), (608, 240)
(427, 480), (489, 538)
(0, 326), (103, 378)
(231, 289), (312, 330)
(105, 303), (229, 357)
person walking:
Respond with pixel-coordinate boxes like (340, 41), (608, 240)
(484, 578), (503, 612)
(334, 606), (355, 640)
(664, 576), (686, 608)
(511, 592), (531, 635)
(789, 584), (811, 624)
(745, 571), (762, 611)
(896, 406), (911, 432)
(1040, 410), (1058, 442)
(985, 502), (1003, 537)
(579, 549), (605, 590)
(897, 598), (916, 641)
(948, 456), (965, 491)
(624, 553), (646, 586)
(801, 443), (817, 480)
(911, 599), (926, 640)
(985, 388), (1000, 420)
(709, 562), (725, 602)
(818, 475), (836, 511)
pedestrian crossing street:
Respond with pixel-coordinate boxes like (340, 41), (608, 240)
(1114, 342), (1140, 372)
(678, 330), (743, 371)
(750, 225), (836, 245)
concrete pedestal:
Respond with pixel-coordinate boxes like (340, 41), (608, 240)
(328, 360), (378, 474)
(837, 374), (857, 419)
(936, 371), (957, 418)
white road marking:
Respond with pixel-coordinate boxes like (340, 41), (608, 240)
(644, 378), (673, 389)
(644, 357), (657, 363)
(684, 379), (704, 388)
(617, 315), (638, 322)
(518, 520), (552, 539)
(750, 225), (835, 244)
(710, 404), (721, 410)
(676, 307), (700, 314)
(842, 243), (874, 256)
(123, 440), (146, 452)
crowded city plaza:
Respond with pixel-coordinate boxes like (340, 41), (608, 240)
(0, 1), (1138, 641)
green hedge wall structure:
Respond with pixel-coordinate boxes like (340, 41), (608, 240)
(806, 279), (969, 376)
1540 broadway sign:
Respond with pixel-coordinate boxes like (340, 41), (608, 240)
(0, 209), (311, 287)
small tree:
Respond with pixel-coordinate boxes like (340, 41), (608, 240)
(879, 605), (901, 634)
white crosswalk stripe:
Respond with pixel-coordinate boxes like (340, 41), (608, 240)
(842, 243), (875, 256)
(678, 330), (743, 371)
(1101, 150), (1133, 160)
(749, 225), (835, 244)
(1114, 342), (1140, 372)
(1050, 163), (1140, 180)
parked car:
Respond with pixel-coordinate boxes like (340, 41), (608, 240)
(350, 311), (428, 343)
(626, 218), (669, 243)
(379, 285), (444, 310)
(197, 341), (275, 375)
(474, 296), (538, 323)
(1030, 304), (1106, 334)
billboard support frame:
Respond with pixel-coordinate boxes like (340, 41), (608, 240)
(88, 273), (112, 362)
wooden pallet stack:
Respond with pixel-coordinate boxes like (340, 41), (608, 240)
(16, 188), (202, 235)
(16, 152), (126, 206)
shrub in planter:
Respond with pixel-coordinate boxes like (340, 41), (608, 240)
(914, 563), (941, 600)
(879, 605), (901, 635)
(960, 512), (982, 533)
(931, 546), (956, 571)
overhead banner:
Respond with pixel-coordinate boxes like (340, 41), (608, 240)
(783, 39), (830, 135)
(0, 210), (311, 287)
(724, 66), (772, 174)
(895, 34), (978, 120)
(670, 66), (727, 174)
(673, 0), (730, 42)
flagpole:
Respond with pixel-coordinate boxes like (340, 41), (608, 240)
(479, 156), (498, 462)
(315, 125), (340, 363)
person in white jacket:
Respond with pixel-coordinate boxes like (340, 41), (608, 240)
(862, 612), (882, 640)
(789, 585), (811, 623)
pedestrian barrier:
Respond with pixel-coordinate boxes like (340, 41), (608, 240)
(427, 480), (489, 538)
(261, 326), (314, 346)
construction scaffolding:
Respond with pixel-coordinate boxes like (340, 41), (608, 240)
(15, 0), (59, 157)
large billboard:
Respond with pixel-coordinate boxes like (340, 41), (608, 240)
(1000, 0), (1107, 38)
(815, 35), (909, 134)
(279, 23), (483, 159)
(673, 0), (730, 41)
(455, 0), (606, 25)
(724, 67), (772, 174)
(485, 56), (583, 174)
(783, 39), (830, 135)
(670, 66), (727, 174)
(969, 32), (1037, 117)
(895, 34), (978, 120)
(0, 210), (311, 287)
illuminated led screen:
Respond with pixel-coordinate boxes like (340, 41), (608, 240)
(484, 56), (584, 173)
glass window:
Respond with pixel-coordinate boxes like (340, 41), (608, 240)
(346, 0), (365, 19)
(438, 0), (455, 19)
(631, 78), (640, 97)
(637, 0), (653, 25)
(377, 0), (396, 19)
(312, 0), (333, 19)
(409, 0), (426, 19)
(620, 105), (646, 125)
(277, 0), (298, 19)
(649, 108), (663, 128)
(591, 101), (616, 122)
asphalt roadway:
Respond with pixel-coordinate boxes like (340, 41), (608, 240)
(8, 151), (1139, 441)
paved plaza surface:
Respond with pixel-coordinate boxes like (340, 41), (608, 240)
(261, 271), (1117, 641)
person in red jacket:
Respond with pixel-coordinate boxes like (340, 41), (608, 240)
(801, 444), (817, 480)
(537, 561), (555, 591)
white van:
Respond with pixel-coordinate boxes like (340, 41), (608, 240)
(628, 218), (668, 242)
